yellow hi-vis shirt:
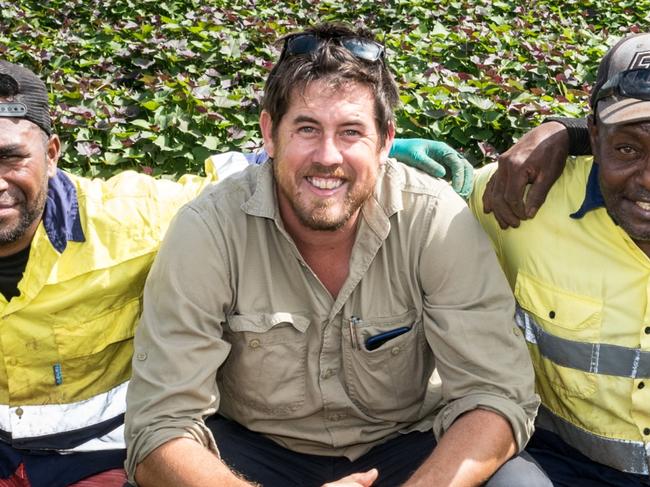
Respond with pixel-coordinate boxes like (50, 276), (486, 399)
(0, 164), (218, 454)
(470, 158), (650, 475)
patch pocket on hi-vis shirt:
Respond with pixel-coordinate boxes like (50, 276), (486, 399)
(52, 298), (140, 359)
(515, 272), (602, 399)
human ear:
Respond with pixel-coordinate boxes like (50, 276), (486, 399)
(45, 134), (61, 177)
(587, 115), (599, 165)
(380, 121), (396, 161)
(259, 110), (275, 158)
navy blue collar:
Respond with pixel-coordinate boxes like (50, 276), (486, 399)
(42, 170), (85, 252)
(570, 162), (605, 219)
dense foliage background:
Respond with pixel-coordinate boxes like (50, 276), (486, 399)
(2, 1), (648, 177)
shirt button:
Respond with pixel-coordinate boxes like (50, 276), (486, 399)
(391, 346), (401, 356)
(329, 413), (342, 421)
(513, 327), (521, 337)
(249, 339), (261, 349)
(15, 407), (23, 418)
(548, 310), (556, 319)
(322, 368), (335, 379)
(644, 428), (650, 436)
(136, 352), (147, 361)
(645, 327), (650, 335)
(639, 382), (645, 390)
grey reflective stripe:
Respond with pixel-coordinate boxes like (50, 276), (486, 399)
(515, 307), (650, 379)
(537, 405), (650, 475)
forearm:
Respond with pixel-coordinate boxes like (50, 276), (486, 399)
(404, 409), (517, 487)
(135, 437), (255, 487)
(543, 116), (590, 155)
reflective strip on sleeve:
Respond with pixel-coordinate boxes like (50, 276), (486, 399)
(515, 307), (650, 378)
(537, 405), (650, 475)
(0, 381), (127, 444)
(65, 423), (125, 452)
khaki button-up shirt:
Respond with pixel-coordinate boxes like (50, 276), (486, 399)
(125, 159), (538, 479)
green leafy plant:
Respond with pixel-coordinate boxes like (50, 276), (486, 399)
(2, 0), (648, 175)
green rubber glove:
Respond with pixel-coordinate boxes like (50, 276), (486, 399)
(389, 138), (474, 199)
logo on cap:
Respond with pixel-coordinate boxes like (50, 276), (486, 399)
(0, 102), (28, 117)
(629, 50), (650, 69)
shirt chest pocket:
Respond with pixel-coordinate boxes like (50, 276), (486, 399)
(52, 298), (140, 359)
(515, 272), (603, 399)
(50, 298), (139, 397)
(220, 312), (310, 417)
(342, 309), (433, 421)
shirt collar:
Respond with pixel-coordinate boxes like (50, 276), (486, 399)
(240, 161), (277, 220)
(42, 169), (85, 252)
(570, 162), (605, 219)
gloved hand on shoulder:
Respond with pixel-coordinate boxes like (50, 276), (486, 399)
(389, 138), (474, 199)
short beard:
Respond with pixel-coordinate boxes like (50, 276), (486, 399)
(292, 190), (366, 231)
(274, 162), (373, 232)
(0, 178), (48, 245)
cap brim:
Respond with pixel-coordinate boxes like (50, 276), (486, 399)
(597, 96), (650, 125)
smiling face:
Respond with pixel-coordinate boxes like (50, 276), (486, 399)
(590, 118), (650, 255)
(0, 117), (58, 255)
(261, 80), (393, 233)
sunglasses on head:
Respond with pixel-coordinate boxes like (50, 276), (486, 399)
(280, 33), (385, 62)
(594, 68), (650, 107)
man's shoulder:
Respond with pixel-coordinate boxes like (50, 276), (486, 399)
(471, 157), (594, 221)
(373, 160), (475, 254)
(375, 160), (467, 221)
(65, 169), (172, 199)
(385, 159), (457, 198)
(378, 160), (468, 223)
(188, 162), (264, 215)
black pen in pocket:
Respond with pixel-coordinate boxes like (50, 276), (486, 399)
(365, 326), (412, 351)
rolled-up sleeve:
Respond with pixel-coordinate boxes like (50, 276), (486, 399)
(124, 204), (233, 481)
(419, 186), (539, 451)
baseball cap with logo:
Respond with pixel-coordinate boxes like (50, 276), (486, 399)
(590, 33), (650, 125)
(0, 61), (51, 135)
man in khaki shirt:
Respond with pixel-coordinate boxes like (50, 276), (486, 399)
(125, 23), (545, 487)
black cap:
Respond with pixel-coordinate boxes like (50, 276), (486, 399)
(0, 61), (52, 135)
(590, 33), (650, 125)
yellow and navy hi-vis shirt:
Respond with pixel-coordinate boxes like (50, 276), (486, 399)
(0, 165), (218, 487)
(471, 158), (650, 475)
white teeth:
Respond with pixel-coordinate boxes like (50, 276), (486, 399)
(636, 201), (650, 210)
(307, 177), (343, 190)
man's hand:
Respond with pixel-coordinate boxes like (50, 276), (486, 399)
(322, 469), (378, 487)
(390, 138), (474, 199)
(483, 122), (569, 228)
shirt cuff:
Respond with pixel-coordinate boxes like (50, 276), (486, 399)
(543, 117), (590, 156)
(432, 392), (540, 453)
(125, 420), (218, 485)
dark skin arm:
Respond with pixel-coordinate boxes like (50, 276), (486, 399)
(482, 122), (569, 228)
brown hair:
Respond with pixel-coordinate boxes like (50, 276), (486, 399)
(261, 23), (399, 146)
